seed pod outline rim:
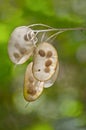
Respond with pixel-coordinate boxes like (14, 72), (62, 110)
(23, 62), (44, 102)
(8, 26), (38, 64)
(32, 42), (58, 82)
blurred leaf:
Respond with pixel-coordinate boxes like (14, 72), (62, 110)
(58, 99), (83, 117)
(30, 123), (53, 130)
(25, 0), (55, 16)
(0, 0), (86, 129)
(55, 118), (86, 130)
(0, 23), (9, 42)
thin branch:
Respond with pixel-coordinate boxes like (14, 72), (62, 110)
(46, 31), (65, 42)
(33, 27), (86, 33)
(28, 23), (55, 29)
(27, 23), (86, 32)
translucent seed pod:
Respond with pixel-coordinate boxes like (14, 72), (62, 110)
(44, 62), (59, 88)
(8, 26), (38, 64)
(32, 42), (58, 81)
(24, 62), (44, 102)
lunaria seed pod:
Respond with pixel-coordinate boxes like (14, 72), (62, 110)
(8, 26), (38, 64)
(32, 42), (58, 81)
(44, 62), (59, 88)
(24, 62), (44, 102)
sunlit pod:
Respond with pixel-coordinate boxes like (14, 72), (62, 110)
(24, 62), (44, 102)
(8, 26), (37, 64)
(32, 42), (58, 81)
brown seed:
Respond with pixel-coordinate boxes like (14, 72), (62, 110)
(46, 51), (52, 58)
(13, 53), (20, 59)
(45, 60), (52, 67)
(24, 34), (28, 41)
(38, 50), (45, 57)
(44, 67), (50, 73)
(28, 33), (31, 40)
(29, 76), (34, 83)
(20, 48), (27, 55)
(27, 85), (36, 95)
(15, 43), (20, 49)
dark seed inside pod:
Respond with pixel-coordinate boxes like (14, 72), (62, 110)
(24, 34), (28, 41)
(45, 60), (52, 67)
(38, 49), (45, 57)
(15, 43), (20, 49)
(20, 48), (27, 55)
(13, 53), (20, 59)
(27, 89), (36, 95)
(44, 67), (50, 73)
(46, 51), (52, 58)
(28, 33), (32, 40)
(29, 76), (34, 83)
(27, 84), (36, 95)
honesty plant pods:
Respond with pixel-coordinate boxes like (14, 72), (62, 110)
(8, 26), (37, 64)
(24, 62), (44, 102)
(8, 24), (60, 102)
(32, 42), (58, 81)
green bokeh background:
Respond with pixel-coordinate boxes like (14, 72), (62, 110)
(0, 0), (86, 130)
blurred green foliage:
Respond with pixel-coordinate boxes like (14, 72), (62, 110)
(0, 0), (86, 130)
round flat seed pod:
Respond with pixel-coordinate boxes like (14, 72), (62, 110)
(24, 62), (44, 102)
(33, 42), (58, 81)
(44, 62), (59, 88)
(8, 26), (37, 64)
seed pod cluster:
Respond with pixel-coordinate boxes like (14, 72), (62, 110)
(8, 26), (59, 102)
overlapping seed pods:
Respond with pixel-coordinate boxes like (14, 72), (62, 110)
(24, 43), (59, 101)
(8, 26), (59, 102)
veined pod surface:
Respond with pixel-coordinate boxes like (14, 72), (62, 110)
(8, 26), (37, 64)
(24, 62), (44, 102)
(33, 42), (58, 81)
